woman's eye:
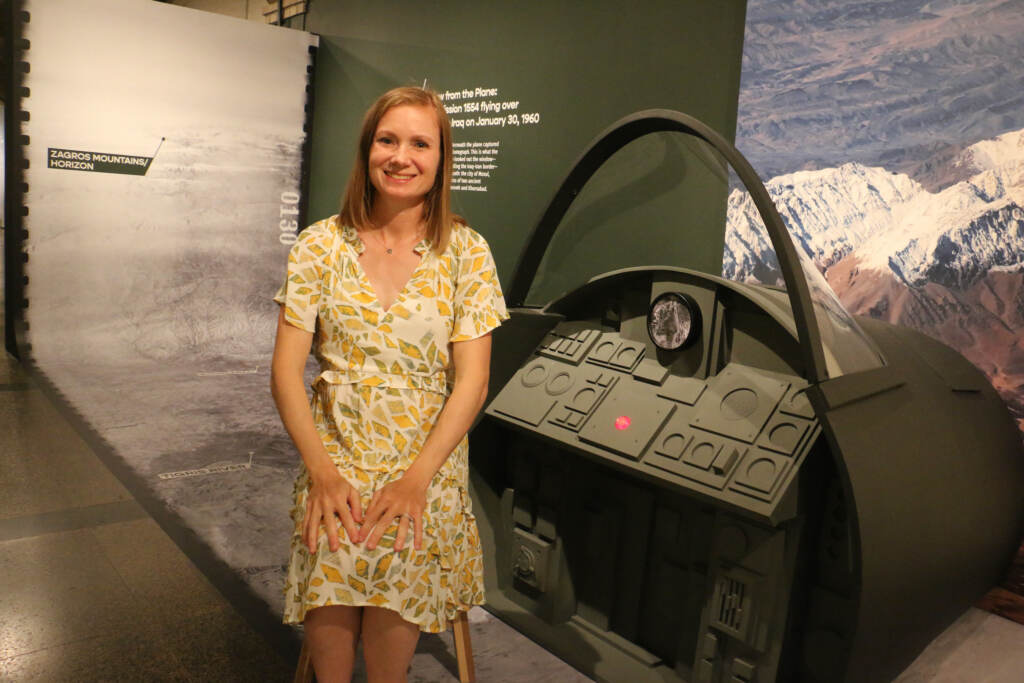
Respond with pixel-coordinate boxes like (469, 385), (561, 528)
(377, 136), (393, 145)
(414, 141), (429, 149)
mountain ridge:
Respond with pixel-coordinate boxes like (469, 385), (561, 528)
(724, 126), (1024, 428)
(738, 0), (1024, 179)
(725, 127), (1024, 287)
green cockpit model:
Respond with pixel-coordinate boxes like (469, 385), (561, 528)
(468, 111), (1024, 683)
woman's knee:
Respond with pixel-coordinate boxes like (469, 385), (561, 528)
(304, 604), (363, 639)
(303, 606), (363, 683)
(361, 607), (420, 680)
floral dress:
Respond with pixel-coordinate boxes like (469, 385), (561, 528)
(274, 215), (508, 632)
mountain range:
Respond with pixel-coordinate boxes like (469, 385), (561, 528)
(724, 127), (1024, 428)
(738, 0), (1024, 181)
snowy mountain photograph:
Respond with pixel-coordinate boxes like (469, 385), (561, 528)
(729, 0), (1024, 432)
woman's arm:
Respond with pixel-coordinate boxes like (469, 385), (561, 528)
(359, 333), (492, 552)
(270, 306), (363, 553)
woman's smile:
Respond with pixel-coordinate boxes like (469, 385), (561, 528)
(383, 168), (416, 181)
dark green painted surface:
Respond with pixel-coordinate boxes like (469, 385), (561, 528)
(809, 318), (1024, 683)
(304, 0), (747, 296)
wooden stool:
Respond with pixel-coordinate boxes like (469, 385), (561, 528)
(451, 610), (476, 682)
(293, 610), (475, 683)
(293, 639), (315, 683)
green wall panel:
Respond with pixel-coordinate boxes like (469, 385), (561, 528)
(306, 1), (747, 303)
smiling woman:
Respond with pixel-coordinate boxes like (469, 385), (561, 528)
(270, 86), (508, 682)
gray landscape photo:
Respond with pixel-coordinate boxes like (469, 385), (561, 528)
(22, 0), (317, 613)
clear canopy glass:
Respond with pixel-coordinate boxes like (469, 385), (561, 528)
(524, 129), (885, 380)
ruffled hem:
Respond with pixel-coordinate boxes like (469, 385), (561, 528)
(282, 593), (486, 633)
(281, 541), (486, 633)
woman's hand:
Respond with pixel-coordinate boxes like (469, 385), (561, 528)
(304, 466), (364, 554)
(359, 472), (429, 552)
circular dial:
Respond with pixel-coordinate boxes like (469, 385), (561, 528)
(647, 292), (701, 351)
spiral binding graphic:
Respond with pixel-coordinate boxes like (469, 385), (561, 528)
(3, 0), (30, 358)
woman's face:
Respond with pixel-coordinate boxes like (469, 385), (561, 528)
(368, 104), (441, 210)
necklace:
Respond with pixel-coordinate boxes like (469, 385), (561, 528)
(367, 228), (423, 256)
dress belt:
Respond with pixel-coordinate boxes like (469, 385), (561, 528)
(314, 369), (450, 395)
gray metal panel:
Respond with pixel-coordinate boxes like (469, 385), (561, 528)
(646, 424), (745, 491)
(658, 374), (708, 405)
(490, 370), (556, 427)
(587, 332), (646, 373)
(549, 366), (619, 432)
(778, 385), (815, 419)
(490, 356), (578, 426)
(579, 382), (675, 460)
(690, 365), (790, 443)
(538, 323), (602, 366)
(756, 411), (813, 455)
(634, 357), (671, 385)
(729, 450), (792, 502)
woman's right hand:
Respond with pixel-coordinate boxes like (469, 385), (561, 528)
(304, 467), (364, 554)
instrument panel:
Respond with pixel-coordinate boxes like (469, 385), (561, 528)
(486, 271), (821, 525)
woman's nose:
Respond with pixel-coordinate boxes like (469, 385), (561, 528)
(391, 144), (412, 164)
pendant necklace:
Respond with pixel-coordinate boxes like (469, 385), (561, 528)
(371, 228), (420, 256)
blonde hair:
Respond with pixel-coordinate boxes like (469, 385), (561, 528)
(339, 86), (464, 253)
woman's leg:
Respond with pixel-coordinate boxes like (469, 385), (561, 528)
(361, 606), (421, 682)
(304, 604), (362, 683)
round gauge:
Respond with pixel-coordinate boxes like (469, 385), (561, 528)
(647, 292), (701, 351)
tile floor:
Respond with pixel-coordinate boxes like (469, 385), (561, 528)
(0, 350), (294, 681)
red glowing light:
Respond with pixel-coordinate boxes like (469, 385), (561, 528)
(614, 415), (631, 430)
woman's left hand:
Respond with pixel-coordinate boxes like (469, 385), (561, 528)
(359, 472), (429, 552)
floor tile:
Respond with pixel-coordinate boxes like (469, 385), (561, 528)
(89, 518), (231, 626)
(160, 607), (293, 682)
(0, 500), (146, 542)
(0, 528), (142, 657)
(0, 390), (132, 520)
(0, 351), (30, 385)
(0, 630), (191, 682)
(896, 608), (1024, 682)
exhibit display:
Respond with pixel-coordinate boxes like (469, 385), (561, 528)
(6, 0), (1022, 677)
(469, 110), (1024, 682)
(12, 0), (318, 631)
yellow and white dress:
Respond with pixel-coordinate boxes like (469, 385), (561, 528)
(274, 215), (508, 632)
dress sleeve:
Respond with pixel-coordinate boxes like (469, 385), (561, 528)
(450, 228), (510, 342)
(273, 226), (328, 333)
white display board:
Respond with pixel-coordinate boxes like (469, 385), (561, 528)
(23, 0), (316, 363)
(20, 0), (318, 613)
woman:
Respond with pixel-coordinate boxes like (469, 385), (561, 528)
(270, 86), (507, 682)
